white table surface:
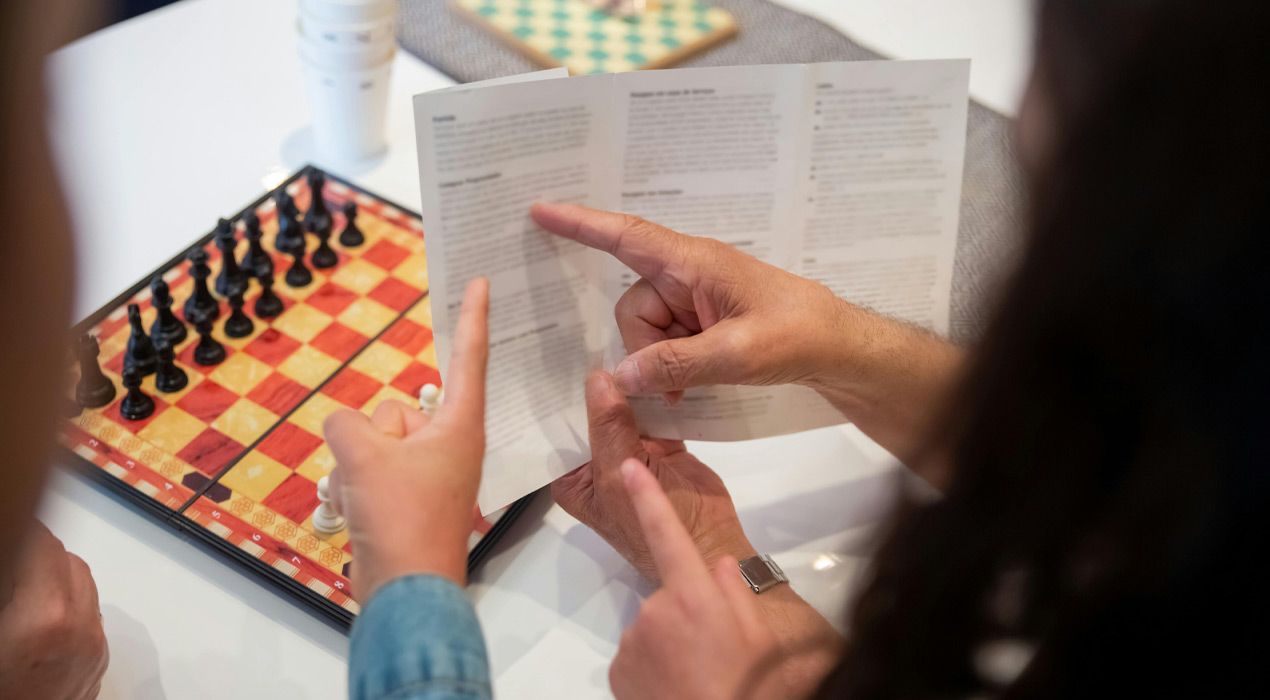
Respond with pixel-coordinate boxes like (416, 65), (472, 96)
(40, 1), (1032, 697)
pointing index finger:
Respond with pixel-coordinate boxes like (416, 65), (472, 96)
(531, 202), (681, 281)
(619, 457), (712, 590)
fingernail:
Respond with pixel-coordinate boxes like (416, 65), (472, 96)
(613, 359), (640, 393)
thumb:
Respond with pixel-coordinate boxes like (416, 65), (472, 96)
(586, 371), (645, 471)
(612, 328), (741, 395)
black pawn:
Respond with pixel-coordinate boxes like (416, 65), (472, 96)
(118, 367), (155, 421)
(274, 190), (304, 255)
(241, 211), (271, 279)
(193, 318), (226, 366)
(154, 339), (188, 393)
(303, 169), (331, 234)
(338, 201), (364, 247)
(224, 289), (254, 338)
(254, 270), (284, 318)
(183, 249), (220, 323)
(214, 218), (247, 297)
(285, 245), (312, 287)
(74, 334), (116, 409)
(124, 304), (158, 377)
(309, 219), (337, 269)
(149, 275), (187, 346)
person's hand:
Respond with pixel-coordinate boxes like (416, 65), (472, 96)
(553, 370), (755, 581)
(0, 522), (108, 700)
(531, 203), (963, 479)
(324, 278), (489, 600)
(608, 458), (783, 700)
(532, 203), (850, 400)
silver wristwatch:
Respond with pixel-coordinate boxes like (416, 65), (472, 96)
(738, 554), (788, 594)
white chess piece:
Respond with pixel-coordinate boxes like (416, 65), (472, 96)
(418, 383), (443, 416)
(311, 475), (346, 534)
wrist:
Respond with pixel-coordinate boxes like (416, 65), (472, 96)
(697, 530), (757, 570)
(798, 296), (885, 402)
(355, 530), (470, 601)
(752, 585), (844, 696)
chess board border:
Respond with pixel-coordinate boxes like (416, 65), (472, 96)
(57, 165), (533, 630)
(451, 0), (740, 75)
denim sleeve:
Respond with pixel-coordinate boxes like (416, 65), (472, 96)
(349, 575), (492, 700)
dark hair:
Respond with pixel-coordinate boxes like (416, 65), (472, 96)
(820, 2), (1270, 696)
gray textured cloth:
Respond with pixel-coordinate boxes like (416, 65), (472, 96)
(397, 0), (1024, 342)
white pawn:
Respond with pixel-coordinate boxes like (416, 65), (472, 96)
(311, 475), (346, 534)
(419, 383), (444, 416)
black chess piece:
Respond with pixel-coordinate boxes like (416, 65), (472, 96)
(213, 218), (247, 297)
(309, 219), (338, 269)
(285, 244), (312, 287)
(74, 333), (116, 409)
(118, 367), (155, 421)
(148, 274), (187, 346)
(240, 211), (271, 279)
(274, 189), (304, 255)
(192, 317), (226, 366)
(254, 269), (284, 318)
(303, 168), (332, 234)
(124, 303), (158, 377)
(337, 200), (365, 247)
(224, 288), (254, 338)
(183, 249), (220, 323)
(153, 339), (188, 393)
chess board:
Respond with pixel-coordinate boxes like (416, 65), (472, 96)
(453, 0), (738, 75)
(58, 167), (531, 629)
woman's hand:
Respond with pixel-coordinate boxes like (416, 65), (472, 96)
(532, 203), (963, 478)
(0, 523), (109, 700)
(608, 458), (784, 700)
(324, 278), (489, 600)
(553, 371), (756, 581)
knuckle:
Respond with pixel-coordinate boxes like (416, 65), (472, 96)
(32, 596), (74, 648)
(654, 343), (692, 387)
(720, 327), (760, 377)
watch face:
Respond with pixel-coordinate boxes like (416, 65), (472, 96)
(739, 556), (777, 590)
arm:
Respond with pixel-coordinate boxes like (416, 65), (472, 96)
(350, 576), (490, 700)
(325, 280), (493, 700)
(805, 301), (963, 487)
(532, 203), (963, 487)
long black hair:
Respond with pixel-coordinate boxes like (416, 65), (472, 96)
(820, 2), (1270, 696)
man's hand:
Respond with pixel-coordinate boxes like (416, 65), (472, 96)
(532, 203), (963, 480)
(0, 522), (109, 700)
(608, 458), (784, 700)
(532, 203), (849, 398)
(324, 278), (490, 600)
(553, 370), (755, 581)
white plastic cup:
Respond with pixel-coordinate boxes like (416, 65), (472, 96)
(298, 30), (395, 70)
(300, 53), (394, 163)
(298, 12), (396, 49)
(298, 0), (396, 24)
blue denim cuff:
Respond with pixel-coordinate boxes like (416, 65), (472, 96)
(349, 574), (491, 700)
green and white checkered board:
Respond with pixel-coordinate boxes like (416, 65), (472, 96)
(454, 0), (738, 74)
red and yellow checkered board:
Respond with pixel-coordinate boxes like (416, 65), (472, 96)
(58, 167), (528, 628)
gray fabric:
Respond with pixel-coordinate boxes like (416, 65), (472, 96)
(397, 0), (1024, 342)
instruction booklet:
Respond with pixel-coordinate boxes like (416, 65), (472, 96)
(412, 60), (970, 513)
